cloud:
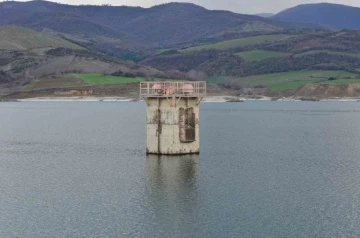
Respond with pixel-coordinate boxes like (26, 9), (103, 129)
(48, 0), (360, 14)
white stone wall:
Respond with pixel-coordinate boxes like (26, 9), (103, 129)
(146, 97), (200, 155)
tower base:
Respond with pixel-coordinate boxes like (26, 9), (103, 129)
(146, 97), (200, 155)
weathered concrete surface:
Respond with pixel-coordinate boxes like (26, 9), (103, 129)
(146, 97), (200, 155)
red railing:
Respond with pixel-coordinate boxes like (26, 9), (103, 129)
(140, 81), (206, 98)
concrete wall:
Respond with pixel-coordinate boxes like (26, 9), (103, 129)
(146, 97), (200, 155)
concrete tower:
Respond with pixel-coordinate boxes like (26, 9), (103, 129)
(140, 81), (206, 155)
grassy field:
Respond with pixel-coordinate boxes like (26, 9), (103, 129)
(267, 80), (320, 91)
(236, 50), (286, 61)
(157, 48), (171, 54)
(21, 75), (87, 91)
(211, 71), (356, 84)
(322, 79), (360, 85)
(21, 71), (360, 93)
(249, 70), (356, 85)
(209, 70), (358, 91)
(295, 50), (360, 58)
(181, 34), (287, 52)
(0, 26), (83, 51)
(270, 78), (360, 91)
(22, 74), (145, 91)
(74, 74), (145, 85)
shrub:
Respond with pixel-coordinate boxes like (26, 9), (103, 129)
(111, 70), (124, 76)
(124, 72), (136, 78)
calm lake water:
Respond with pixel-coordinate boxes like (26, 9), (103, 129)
(2, 101), (360, 237)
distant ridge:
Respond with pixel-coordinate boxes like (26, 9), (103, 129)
(273, 3), (360, 29)
(256, 13), (274, 18)
(0, 0), (324, 47)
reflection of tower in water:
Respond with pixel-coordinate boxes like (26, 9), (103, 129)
(144, 155), (200, 236)
(145, 155), (199, 187)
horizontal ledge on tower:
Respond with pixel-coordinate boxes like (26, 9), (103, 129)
(146, 152), (200, 156)
(140, 81), (206, 98)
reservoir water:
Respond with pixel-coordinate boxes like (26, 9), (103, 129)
(1, 101), (360, 237)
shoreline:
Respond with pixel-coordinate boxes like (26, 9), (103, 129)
(2, 96), (360, 102)
(15, 97), (136, 102)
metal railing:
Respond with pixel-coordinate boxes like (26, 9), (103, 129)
(140, 81), (206, 98)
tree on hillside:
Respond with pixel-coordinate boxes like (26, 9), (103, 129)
(186, 70), (207, 81)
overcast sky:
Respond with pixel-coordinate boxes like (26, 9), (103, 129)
(14, 0), (360, 14)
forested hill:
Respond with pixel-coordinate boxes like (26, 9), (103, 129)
(0, 1), (323, 47)
(273, 3), (360, 29)
(144, 30), (360, 75)
(141, 29), (360, 94)
(0, 26), (82, 51)
(0, 26), (176, 92)
(3, 1), (360, 97)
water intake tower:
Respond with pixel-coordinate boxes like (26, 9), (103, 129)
(140, 81), (206, 155)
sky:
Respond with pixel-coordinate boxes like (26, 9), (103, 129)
(10, 0), (360, 14)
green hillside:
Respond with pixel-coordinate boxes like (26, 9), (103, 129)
(74, 74), (144, 85)
(323, 78), (360, 85)
(181, 35), (288, 52)
(295, 50), (360, 58)
(267, 80), (320, 91)
(0, 26), (83, 51)
(21, 74), (145, 91)
(21, 75), (87, 91)
(248, 70), (356, 85)
(236, 50), (286, 61)
(210, 70), (358, 91)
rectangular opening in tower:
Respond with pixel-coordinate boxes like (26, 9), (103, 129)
(179, 107), (196, 143)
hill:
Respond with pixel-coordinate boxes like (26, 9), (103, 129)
(273, 3), (360, 29)
(0, 26), (182, 94)
(146, 29), (360, 71)
(0, 1), (324, 48)
(181, 34), (289, 52)
(142, 29), (360, 95)
(0, 26), (82, 50)
(2, 1), (360, 98)
(12, 12), (149, 49)
(256, 13), (274, 18)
